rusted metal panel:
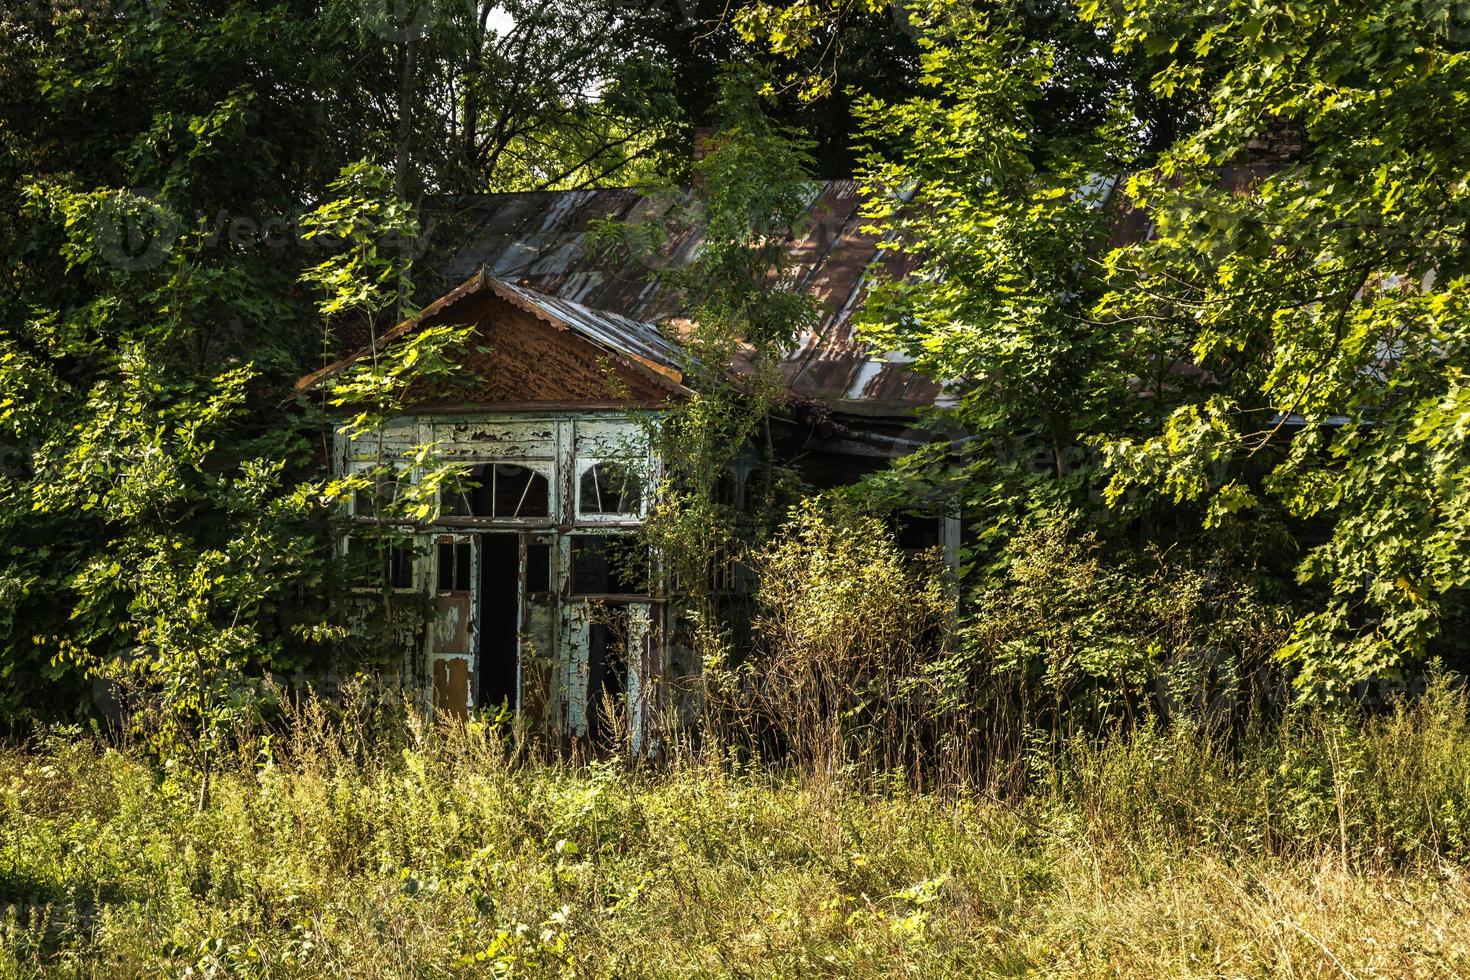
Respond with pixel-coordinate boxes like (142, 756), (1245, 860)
(489, 279), (686, 381)
(432, 183), (941, 414)
(436, 188), (701, 317)
(310, 180), (944, 414)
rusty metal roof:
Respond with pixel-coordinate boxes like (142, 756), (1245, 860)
(295, 271), (690, 399)
(488, 278), (686, 381)
(430, 181), (940, 412)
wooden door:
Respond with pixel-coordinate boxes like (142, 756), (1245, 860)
(430, 533), (478, 718)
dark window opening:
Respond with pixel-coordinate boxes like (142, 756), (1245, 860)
(742, 470), (764, 513)
(894, 514), (941, 552)
(442, 463), (550, 520)
(714, 467), (739, 508)
(437, 540), (473, 591)
(388, 544), (415, 589)
(570, 535), (648, 595)
(356, 538), (414, 589)
(525, 541), (552, 594)
(578, 461), (644, 516)
(708, 552), (738, 594)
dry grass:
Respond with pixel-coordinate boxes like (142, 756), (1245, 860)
(2, 693), (1470, 977)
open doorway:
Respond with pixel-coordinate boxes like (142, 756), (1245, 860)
(585, 605), (629, 746)
(478, 534), (520, 711)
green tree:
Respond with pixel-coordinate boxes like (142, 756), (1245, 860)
(346, 0), (686, 198)
(846, 0), (1192, 564)
(1088, 0), (1470, 690)
(754, 0), (1470, 694)
(629, 77), (819, 561)
(0, 3), (371, 723)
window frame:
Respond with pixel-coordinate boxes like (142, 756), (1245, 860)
(437, 459), (556, 526)
(574, 457), (649, 523)
(346, 535), (419, 593)
(568, 532), (652, 598)
(349, 461), (412, 523)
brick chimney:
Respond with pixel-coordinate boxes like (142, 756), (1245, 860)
(691, 127), (724, 190)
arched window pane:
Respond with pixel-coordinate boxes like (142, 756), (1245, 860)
(579, 461), (643, 516)
(493, 463), (549, 518)
(441, 463), (550, 519)
(354, 471), (401, 518)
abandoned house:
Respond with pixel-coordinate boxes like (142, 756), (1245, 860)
(296, 180), (961, 743)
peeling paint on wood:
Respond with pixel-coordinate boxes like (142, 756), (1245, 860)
(433, 656), (472, 719)
(432, 594), (473, 654)
(335, 407), (672, 749)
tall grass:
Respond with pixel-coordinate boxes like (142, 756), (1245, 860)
(3, 687), (1470, 977)
(4, 510), (1465, 975)
(1051, 679), (1470, 865)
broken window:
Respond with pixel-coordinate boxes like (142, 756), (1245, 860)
(894, 513), (941, 553)
(586, 606), (630, 746)
(570, 534), (648, 595)
(577, 460), (644, 517)
(354, 538), (415, 589)
(525, 540), (552, 594)
(387, 542), (415, 589)
(742, 469), (765, 513)
(437, 540), (473, 591)
(714, 466), (740, 508)
(441, 463), (550, 520)
(353, 470), (402, 520)
(708, 552), (738, 594)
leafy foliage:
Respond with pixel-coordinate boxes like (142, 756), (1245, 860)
(353, 0), (685, 197)
(732, 501), (953, 778)
(747, 0), (1470, 693)
(598, 73), (822, 612)
(0, 1), (381, 725)
(1087, 0), (1470, 690)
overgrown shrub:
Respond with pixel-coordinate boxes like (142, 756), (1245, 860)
(694, 503), (1295, 791)
(958, 514), (1288, 784)
(1050, 676), (1470, 865)
(701, 501), (953, 782)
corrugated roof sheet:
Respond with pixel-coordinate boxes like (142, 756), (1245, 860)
(486, 278), (685, 378)
(296, 271), (690, 399)
(430, 181), (940, 412)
